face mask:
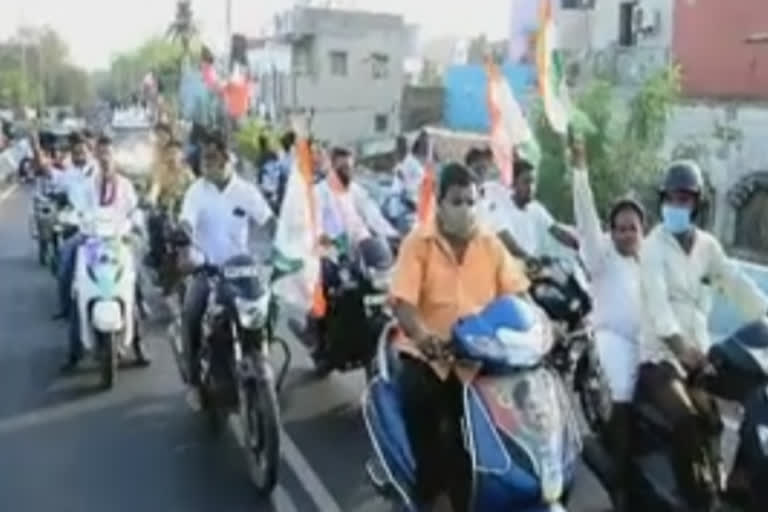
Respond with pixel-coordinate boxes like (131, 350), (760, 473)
(204, 163), (227, 182)
(661, 204), (692, 234)
(439, 204), (477, 240)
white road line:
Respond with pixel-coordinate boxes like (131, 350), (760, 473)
(0, 183), (18, 205)
(271, 485), (300, 512)
(280, 427), (344, 512)
(227, 415), (342, 512)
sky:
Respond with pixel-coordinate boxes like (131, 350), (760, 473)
(0, 0), (511, 70)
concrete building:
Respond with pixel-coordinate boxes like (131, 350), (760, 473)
(555, 1), (768, 259)
(257, 6), (407, 145)
(555, 0), (673, 86)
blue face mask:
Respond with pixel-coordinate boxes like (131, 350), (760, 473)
(661, 204), (692, 234)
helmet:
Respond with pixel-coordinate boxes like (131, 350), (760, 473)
(660, 160), (703, 196)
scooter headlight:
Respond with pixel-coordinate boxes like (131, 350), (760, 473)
(234, 293), (270, 329)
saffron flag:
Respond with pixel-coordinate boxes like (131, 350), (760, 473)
(416, 140), (436, 225)
(272, 119), (325, 316)
(486, 59), (540, 185)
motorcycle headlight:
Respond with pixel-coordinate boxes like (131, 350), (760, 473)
(234, 293), (271, 328)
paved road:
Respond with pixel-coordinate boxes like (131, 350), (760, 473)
(0, 184), (615, 511)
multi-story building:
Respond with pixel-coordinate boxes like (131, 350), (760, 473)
(555, 0), (768, 259)
(253, 6), (407, 146)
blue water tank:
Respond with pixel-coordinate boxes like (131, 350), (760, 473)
(442, 63), (535, 133)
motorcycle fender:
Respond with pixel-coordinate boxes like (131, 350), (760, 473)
(92, 300), (124, 332)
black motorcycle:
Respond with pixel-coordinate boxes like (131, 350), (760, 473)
(298, 237), (394, 379)
(145, 206), (186, 301)
(173, 252), (291, 495)
(582, 319), (768, 512)
(528, 257), (612, 433)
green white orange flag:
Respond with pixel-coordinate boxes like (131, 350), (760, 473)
(536, 0), (572, 135)
(272, 118), (326, 317)
(486, 58), (540, 185)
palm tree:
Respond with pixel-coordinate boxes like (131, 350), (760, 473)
(166, 0), (198, 55)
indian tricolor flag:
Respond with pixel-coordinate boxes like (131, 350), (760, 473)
(536, 0), (572, 135)
(486, 58), (539, 185)
(272, 121), (325, 317)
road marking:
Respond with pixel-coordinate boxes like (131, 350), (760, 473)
(0, 389), (165, 435)
(280, 426), (344, 512)
(0, 184), (18, 205)
(228, 415), (343, 512)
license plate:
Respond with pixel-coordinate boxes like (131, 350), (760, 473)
(223, 265), (261, 279)
(363, 294), (388, 307)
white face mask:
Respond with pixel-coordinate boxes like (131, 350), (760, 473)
(438, 202), (478, 240)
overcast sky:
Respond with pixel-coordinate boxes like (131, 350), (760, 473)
(0, 0), (512, 70)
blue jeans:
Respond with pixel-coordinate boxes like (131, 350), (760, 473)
(58, 234), (84, 359)
(58, 234), (83, 315)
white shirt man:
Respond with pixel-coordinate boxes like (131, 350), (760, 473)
(180, 171), (273, 265)
(55, 160), (96, 209)
(640, 225), (768, 369)
(479, 180), (556, 258)
(314, 176), (397, 249)
(392, 153), (424, 205)
(573, 167), (642, 402)
(77, 169), (138, 221)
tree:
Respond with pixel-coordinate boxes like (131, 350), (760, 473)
(533, 66), (681, 222)
(102, 38), (184, 104)
(0, 26), (91, 109)
(166, 0), (199, 56)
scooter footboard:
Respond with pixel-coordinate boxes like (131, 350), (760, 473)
(362, 375), (417, 508)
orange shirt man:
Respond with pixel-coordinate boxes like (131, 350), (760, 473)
(388, 162), (528, 512)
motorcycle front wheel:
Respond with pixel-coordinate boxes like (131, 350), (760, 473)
(38, 238), (47, 266)
(96, 332), (118, 390)
(199, 350), (228, 436)
(49, 236), (60, 276)
(243, 375), (280, 495)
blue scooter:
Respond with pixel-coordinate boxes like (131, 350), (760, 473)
(363, 295), (582, 511)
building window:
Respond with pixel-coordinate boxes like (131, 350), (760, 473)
(561, 0), (595, 8)
(371, 53), (390, 79)
(374, 114), (388, 133)
(294, 41), (314, 74)
(618, 2), (637, 47)
(329, 50), (348, 76)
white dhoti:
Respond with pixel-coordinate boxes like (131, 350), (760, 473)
(594, 329), (639, 403)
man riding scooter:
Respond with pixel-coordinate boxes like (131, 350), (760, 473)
(637, 160), (768, 510)
(58, 134), (149, 371)
(52, 133), (96, 318)
(389, 162), (530, 512)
